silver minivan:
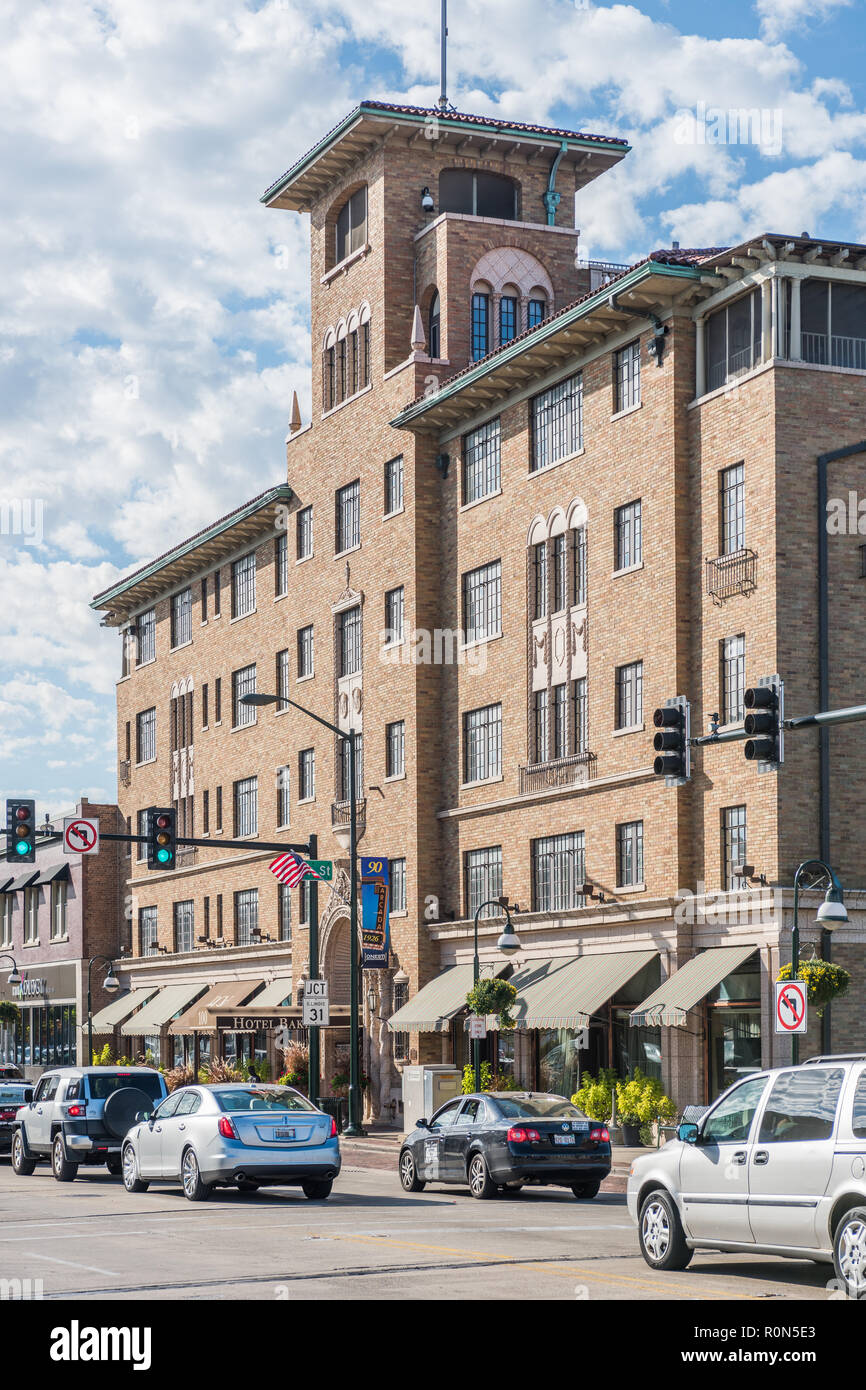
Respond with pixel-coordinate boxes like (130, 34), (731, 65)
(627, 1055), (866, 1297)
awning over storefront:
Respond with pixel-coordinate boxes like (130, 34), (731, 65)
(6, 870), (39, 891)
(120, 983), (208, 1036)
(249, 977), (293, 1009)
(630, 943), (759, 1027)
(36, 863), (71, 886)
(90, 987), (159, 1035)
(169, 981), (265, 1034)
(494, 951), (659, 1030)
(387, 964), (477, 1033)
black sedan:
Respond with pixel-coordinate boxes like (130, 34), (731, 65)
(0, 1083), (33, 1155)
(399, 1091), (611, 1199)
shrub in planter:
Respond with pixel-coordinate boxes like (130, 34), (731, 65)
(164, 1064), (195, 1092)
(461, 1062), (521, 1094)
(204, 1057), (245, 1083)
(571, 1068), (619, 1122)
(465, 978), (518, 1030)
(777, 959), (851, 1015)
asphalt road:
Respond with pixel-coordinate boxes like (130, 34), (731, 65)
(0, 1159), (838, 1302)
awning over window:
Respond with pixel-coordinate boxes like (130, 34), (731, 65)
(491, 951), (659, 1030)
(249, 977), (293, 1009)
(169, 981), (265, 1034)
(36, 863), (71, 886)
(387, 964), (477, 1033)
(120, 983), (208, 1036)
(90, 987), (159, 1035)
(630, 944), (759, 1027)
(6, 870), (39, 892)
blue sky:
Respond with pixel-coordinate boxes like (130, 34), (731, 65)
(2, 0), (866, 816)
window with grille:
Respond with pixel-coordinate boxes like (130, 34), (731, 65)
(298, 879), (311, 926)
(574, 525), (587, 605)
(463, 419), (500, 504)
(335, 186), (367, 264)
(214, 677), (221, 724)
(552, 683), (567, 759)
(465, 846), (503, 918)
(616, 661), (643, 729)
(722, 806), (747, 891)
(385, 456), (404, 516)
(385, 586), (405, 644)
(278, 883), (291, 942)
(336, 480), (360, 553)
(463, 561), (502, 642)
(299, 748), (315, 801)
(136, 707), (156, 763)
(615, 500), (642, 571)
(391, 858), (406, 912)
(500, 296), (518, 345)
(213, 569), (221, 617)
(428, 294), (440, 357)
(234, 889), (258, 947)
(386, 721), (405, 778)
(275, 533), (288, 596)
(392, 979), (409, 1060)
(527, 298), (547, 329)
(720, 463), (746, 554)
(277, 766), (290, 827)
(174, 900), (194, 954)
(572, 677), (588, 754)
(297, 505), (313, 560)
(50, 882), (67, 940)
(533, 689), (549, 762)
(202, 789), (209, 834)
(553, 534), (567, 612)
(201, 575), (208, 621)
(338, 734), (363, 801)
(338, 606), (362, 677)
(297, 625), (314, 679)
(471, 293), (490, 361)
(171, 588), (192, 648)
(137, 809), (148, 862)
(531, 374), (583, 470)
(614, 340), (641, 412)
(202, 683), (208, 727)
(706, 290), (761, 392)
(24, 888), (38, 943)
(464, 703), (502, 783)
(533, 541), (548, 619)
(231, 553), (256, 619)
(215, 786), (222, 830)
(136, 609), (155, 664)
(533, 832), (585, 911)
(721, 634), (746, 724)
(139, 906), (158, 956)
(232, 665), (257, 727)
(234, 777), (258, 837)
(277, 648), (290, 709)
(617, 820), (644, 887)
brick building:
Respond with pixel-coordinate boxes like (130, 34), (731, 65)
(91, 100), (866, 1117)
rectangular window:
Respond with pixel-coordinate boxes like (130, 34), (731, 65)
(338, 733), (363, 802)
(202, 789), (210, 835)
(298, 748), (315, 802)
(170, 588), (192, 648)
(465, 846), (503, 919)
(136, 609), (156, 665)
(201, 576), (208, 621)
(298, 879), (311, 927)
(297, 625), (314, 679)
(384, 456), (404, 516)
(231, 553), (256, 619)
(533, 541), (548, 619)
(617, 820), (644, 887)
(464, 703), (502, 783)
(463, 419), (501, 504)
(277, 766), (290, 828)
(214, 677), (222, 724)
(173, 900), (194, 954)
(533, 832), (585, 911)
(136, 707), (156, 764)
(215, 786), (223, 831)
(552, 683), (567, 760)
(24, 887), (38, 943)
(203, 897), (210, 940)
(296, 505), (313, 560)
(234, 889), (258, 947)
(499, 295), (518, 345)
(232, 665), (257, 727)
(720, 463), (746, 554)
(533, 688), (549, 763)
(278, 883), (292, 942)
(471, 292), (490, 361)
(338, 606), (362, 677)
(213, 569), (221, 617)
(722, 805), (748, 891)
(392, 979), (409, 1060)
(463, 560), (502, 642)
(50, 881), (67, 940)
(531, 374), (583, 471)
(0, 895), (12, 949)
(614, 340), (641, 413)
(527, 298), (546, 329)
(139, 906), (158, 957)
(386, 720), (405, 778)
(553, 534), (567, 612)
(201, 683), (209, 728)
(275, 533), (288, 596)
(277, 649), (290, 709)
(336, 480), (360, 554)
(721, 634), (746, 724)
(573, 525), (587, 605)
(615, 500), (643, 571)
(136, 809), (148, 863)
(616, 661), (643, 730)
(571, 677), (588, 755)
(390, 858), (407, 913)
(385, 586), (405, 644)
(336, 186), (367, 264)
(706, 289), (761, 392)
(234, 777), (258, 838)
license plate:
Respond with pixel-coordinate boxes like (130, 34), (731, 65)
(554, 1134), (576, 1145)
(273, 1127), (296, 1140)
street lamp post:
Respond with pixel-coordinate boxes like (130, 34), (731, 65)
(471, 899), (522, 1094)
(790, 859), (848, 1066)
(0, 955), (22, 987)
(86, 955), (120, 1066)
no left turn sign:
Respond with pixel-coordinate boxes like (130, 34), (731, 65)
(775, 979), (807, 1034)
(62, 817), (100, 856)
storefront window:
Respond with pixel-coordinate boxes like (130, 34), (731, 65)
(496, 1031), (515, 1080)
(707, 952), (761, 1098)
(13, 1006), (76, 1068)
(538, 1028), (583, 1098)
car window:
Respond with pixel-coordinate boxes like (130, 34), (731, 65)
(850, 1070), (866, 1139)
(33, 1077), (51, 1102)
(758, 1067), (845, 1144)
(64, 1079), (81, 1101)
(492, 1095), (585, 1120)
(454, 1100), (482, 1128)
(428, 1099), (463, 1131)
(213, 1087), (317, 1113)
(0, 1087), (30, 1104)
(154, 1092), (183, 1120)
(702, 1075), (769, 1144)
(86, 1072), (166, 1102)
(174, 1090), (200, 1116)
(43, 1076), (60, 1103)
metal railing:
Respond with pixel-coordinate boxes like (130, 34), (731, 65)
(331, 798), (367, 828)
(705, 548), (758, 604)
(519, 751), (596, 795)
(801, 332), (866, 371)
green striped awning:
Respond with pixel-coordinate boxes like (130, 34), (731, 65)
(387, 965), (477, 1033)
(630, 944), (759, 1027)
(249, 977), (293, 1009)
(488, 951), (658, 1031)
(90, 987), (159, 1034)
(120, 983), (207, 1036)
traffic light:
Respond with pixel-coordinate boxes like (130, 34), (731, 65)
(5, 799), (36, 863)
(744, 676), (784, 768)
(653, 697), (691, 783)
(146, 806), (176, 870)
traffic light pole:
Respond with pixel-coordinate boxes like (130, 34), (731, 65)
(22, 830), (316, 855)
(307, 832), (320, 1108)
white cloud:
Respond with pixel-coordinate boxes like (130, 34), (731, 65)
(755, 0), (852, 43)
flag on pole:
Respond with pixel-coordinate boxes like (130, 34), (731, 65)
(269, 852), (325, 887)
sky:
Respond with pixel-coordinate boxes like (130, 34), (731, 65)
(2, 0), (866, 817)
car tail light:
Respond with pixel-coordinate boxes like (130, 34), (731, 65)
(218, 1115), (239, 1140)
(589, 1127), (610, 1143)
(0, 1109), (17, 1121)
(67, 1104), (86, 1118)
(508, 1126), (538, 1143)
(329, 1117), (337, 1139)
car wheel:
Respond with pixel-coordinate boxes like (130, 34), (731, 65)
(572, 1180), (601, 1199)
(834, 1205), (866, 1300)
(302, 1179), (333, 1200)
(399, 1149), (426, 1192)
(52, 1134), (78, 1183)
(181, 1147), (211, 1202)
(105, 1155), (123, 1176)
(638, 1188), (693, 1271)
(11, 1131), (36, 1176)
(468, 1152), (496, 1199)
(122, 1143), (149, 1194)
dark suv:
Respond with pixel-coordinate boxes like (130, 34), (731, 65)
(11, 1066), (168, 1181)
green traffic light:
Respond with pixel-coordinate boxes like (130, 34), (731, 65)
(16, 840), (31, 856)
(157, 847), (172, 863)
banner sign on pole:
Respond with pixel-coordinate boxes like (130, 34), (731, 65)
(361, 856), (390, 968)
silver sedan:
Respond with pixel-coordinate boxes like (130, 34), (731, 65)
(121, 1083), (341, 1202)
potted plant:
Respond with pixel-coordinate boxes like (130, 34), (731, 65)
(777, 959), (851, 1015)
(465, 978), (518, 1030)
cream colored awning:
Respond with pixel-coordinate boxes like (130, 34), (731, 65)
(490, 951), (658, 1030)
(120, 983), (208, 1036)
(90, 987), (158, 1034)
(387, 965), (477, 1033)
(248, 977), (293, 1009)
(630, 944), (759, 1027)
(169, 981), (264, 1034)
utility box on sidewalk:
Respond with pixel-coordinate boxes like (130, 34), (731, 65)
(401, 1065), (462, 1136)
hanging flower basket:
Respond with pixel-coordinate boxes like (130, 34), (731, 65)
(777, 959), (851, 1015)
(466, 978), (518, 1030)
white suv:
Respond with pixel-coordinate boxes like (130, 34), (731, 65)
(627, 1055), (866, 1298)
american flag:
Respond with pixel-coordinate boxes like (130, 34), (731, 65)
(269, 852), (325, 888)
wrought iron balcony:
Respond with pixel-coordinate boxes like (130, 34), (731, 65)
(705, 548), (758, 605)
(519, 751), (597, 795)
(331, 798), (367, 829)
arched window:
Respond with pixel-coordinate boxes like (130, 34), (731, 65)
(439, 169), (517, 220)
(335, 186), (368, 265)
(322, 329), (337, 412)
(527, 295), (548, 330)
(471, 285), (491, 361)
(429, 292), (441, 359)
(499, 284), (519, 345)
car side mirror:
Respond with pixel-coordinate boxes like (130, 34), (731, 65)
(134, 1110), (150, 1124)
(677, 1122), (699, 1145)
(416, 1118), (429, 1129)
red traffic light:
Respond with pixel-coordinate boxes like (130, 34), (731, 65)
(15, 806), (29, 821)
